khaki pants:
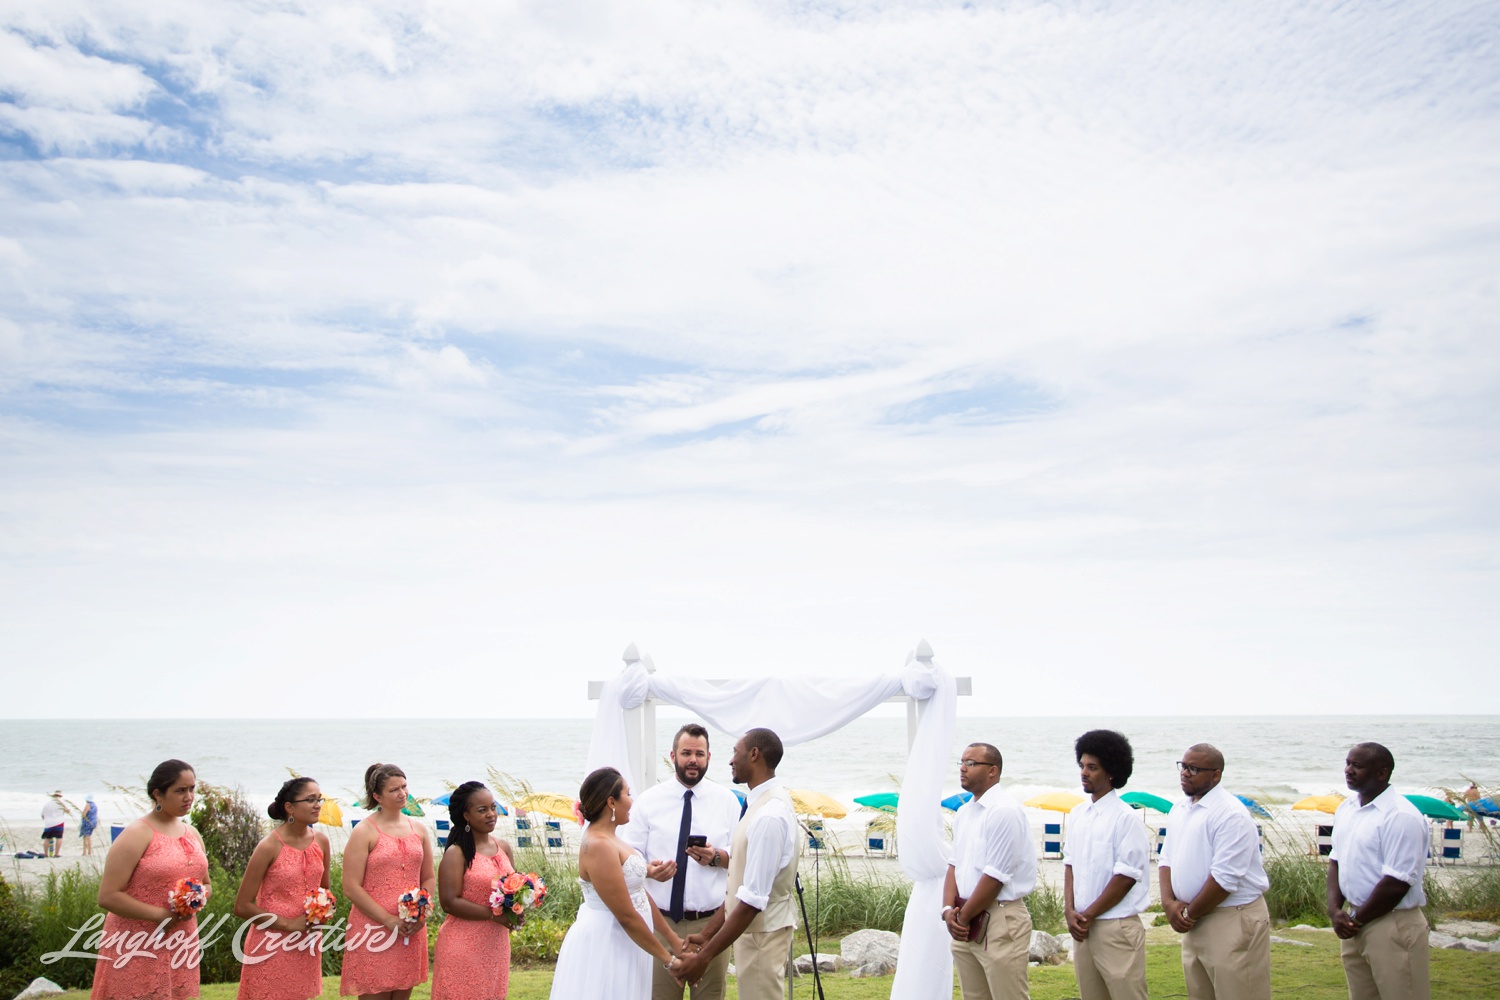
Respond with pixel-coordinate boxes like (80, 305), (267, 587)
(653, 913), (728, 1000)
(1340, 906), (1430, 1000)
(733, 925), (793, 1000)
(950, 897), (1032, 1000)
(1180, 896), (1271, 1000)
(1074, 915), (1147, 1000)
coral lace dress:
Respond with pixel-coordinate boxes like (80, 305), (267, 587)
(91, 826), (209, 1000)
(236, 830), (327, 1000)
(340, 819), (429, 996)
(432, 847), (515, 999)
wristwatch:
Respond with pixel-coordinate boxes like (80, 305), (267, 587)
(709, 849), (720, 867)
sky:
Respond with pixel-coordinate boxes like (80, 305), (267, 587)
(1, 0), (1497, 719)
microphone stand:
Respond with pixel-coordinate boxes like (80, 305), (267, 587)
(793, 819), (827, 1000)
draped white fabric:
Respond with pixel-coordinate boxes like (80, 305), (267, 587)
(584, 655), (957, 999)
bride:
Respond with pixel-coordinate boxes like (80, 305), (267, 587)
(549, 767), (685, 999)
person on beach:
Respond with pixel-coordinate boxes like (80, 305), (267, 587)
(234, 776), (333, 1000)
(549, 767), (686, 1000)
(622, 722), (742, 1000)
(941, 742), (1037, 1000)
(1064, 730), (1149, 1000)
(1326, 743), (1430, 1000)
(1159, 744), (1271, 1000)
(341, 763), (434, 1000)
(42, 790), (66, 857)
(80, 794), (100, 856)
(91, 759), (210, 1000)
(431, 781), (518, 1000)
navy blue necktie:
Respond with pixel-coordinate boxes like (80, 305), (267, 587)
(669, 789), (693, 922)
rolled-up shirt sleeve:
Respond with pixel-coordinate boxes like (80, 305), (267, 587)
(979, 812), (1017, 886)
(1382, 813), (1428, 887)
(1112, 816), (1149, 881)
(735, 810), (793, 911)
(1206, 812), (1257, 893)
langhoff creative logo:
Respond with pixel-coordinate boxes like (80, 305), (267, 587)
(42, 915), (403, 968)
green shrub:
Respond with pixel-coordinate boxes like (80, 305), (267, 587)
(191, 785), (264, 876)
(1264, 853), (1330, 925)
(0, 874), (40, 999)
(20, 866), (103, 990)
(1427, 865), (1500, 921)
(1025, 879), (1066, 934)
(511, 916), (567, 964)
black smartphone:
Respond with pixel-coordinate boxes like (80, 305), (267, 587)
(687, 835), (708, 848)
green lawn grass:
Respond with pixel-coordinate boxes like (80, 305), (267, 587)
(53, 930), (1500, 999)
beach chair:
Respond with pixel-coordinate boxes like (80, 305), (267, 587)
(515, 816), (536, 849)
(1042, 821), (1063, 859)
(1155, 826), (1167, 857)
(1439, 823), (1463, 864)
(545, 819), (564, 850)
(865, 820), (892, 857)
(435, 818), (449, 849)
(806, 819), (825, 851)
(1315, 824), (1334, 857)
(110, 823), (126, 843)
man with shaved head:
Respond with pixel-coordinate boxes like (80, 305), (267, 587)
(1159, 744), (1271, 1000)
(1327, 742), (1430, 999)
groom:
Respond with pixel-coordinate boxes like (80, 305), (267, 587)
(671, 727), (801, 1000)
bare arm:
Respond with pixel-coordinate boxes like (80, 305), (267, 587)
(580, 838), (673, 965)
(97, 823), (175, 923)
(1185, 876), (1231, 921)
(234, 836), (306, 932)
(1327, 860), (1359, 939)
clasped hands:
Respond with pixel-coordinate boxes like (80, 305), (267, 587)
(1329, 907), (1362, 940)
(1162, 899), (1197, 933)
(667, 932), (710, 985)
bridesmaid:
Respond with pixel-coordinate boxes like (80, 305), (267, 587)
(340, 763), (434, 1000)
(432, 782), (517, 999)
(234, 776), (333, 1000)
(92, 759), (211, 1000)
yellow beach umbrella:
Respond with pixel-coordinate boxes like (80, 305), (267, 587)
(318, 797), (344, 827)
(516, 793), (580, 823)
(789, 789), (848, 819)
(1023, 791), (1086, 813)
(1292, 794), (1345, 814)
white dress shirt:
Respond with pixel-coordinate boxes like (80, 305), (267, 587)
(949, 786), (1037, 902)
(1330, 786), (1428, 909)
(1160, 784), (1270, 908)
(736, 777), (797, 912)
(1063, 789), (1150, 918)
(621, 775), (743, 913)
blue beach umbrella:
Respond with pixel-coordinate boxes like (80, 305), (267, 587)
(1235, 794), (1273, 819)
(1467, 797), (1499, 817)
(941, 792), (973, 811)
(731, 788), (747, 817)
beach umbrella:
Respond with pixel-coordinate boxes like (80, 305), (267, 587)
(318, 798), (344, 827)
(1234, 794), (1272, 819)
(1120, 791), (1175, 813)
(515, 793), (580, 823)
(789, 789), (847, 819)
(854, 792), (900, 813)
(1467, 797), (1499, 817)
(941, 792), (973, 811)
(431, 793), (452, 807)
(1405, 795), (1465, 822)
(400, 794), (425, 818)
(731, 788), (747, 816)
(1291, 794), (1344, 815)
(1024, 791), (1085, 813)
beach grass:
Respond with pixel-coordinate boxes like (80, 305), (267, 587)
(44, 933), (1500, 999)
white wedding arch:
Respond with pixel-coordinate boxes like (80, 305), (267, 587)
(584, 640), (972, 1000)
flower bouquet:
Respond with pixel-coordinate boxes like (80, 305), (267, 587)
(304, 887), (336, 925)
(167, 877), (207, 919)
(396, 887), (431, 945)
(489, 870), (547, 927)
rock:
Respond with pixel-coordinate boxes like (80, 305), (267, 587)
(1429, 932), (1460, 949)
(1289, 923), (1335, 932)
(840, 928), (901, 973)
(850, 960), (897, 977)
(726, 964), (735, 977)
(1454, 937), (1500, 953)
(792, 952), (842, 973)
(1270, 936), (1313, 947)
(1435, 919), (1500, 939)
(15, 979), (66, 999)
(1029, 930), (1065, 965)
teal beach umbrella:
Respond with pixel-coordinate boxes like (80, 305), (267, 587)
(1405, 794), (1465, 821)
(854, 792), (900, 813)
(1120, 791), (1175, 813)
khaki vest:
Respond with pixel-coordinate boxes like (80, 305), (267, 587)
(725, 782), (801, 932)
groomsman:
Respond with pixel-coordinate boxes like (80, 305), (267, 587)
(622, 724), (743, 1000)
(943, 742), (1037, 1000)
(1064, 730), (1149, 1000)
(1326, 742), (1430, 1000)
(672, 728), (801, 1000)
(1159, 744), (1272, 1000)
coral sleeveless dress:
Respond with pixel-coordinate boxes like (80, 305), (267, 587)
(236, 831), (327, 1000)
(340, 819), (429, 996)
(432, 848), (515, 999)
(91, 826), (209, 1000)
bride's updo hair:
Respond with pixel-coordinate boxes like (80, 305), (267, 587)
(578, 767), (624, 824)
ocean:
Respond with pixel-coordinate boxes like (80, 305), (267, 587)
(2, 715), (1495, 826)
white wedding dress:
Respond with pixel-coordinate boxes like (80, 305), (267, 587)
(549, 851), (655, 999)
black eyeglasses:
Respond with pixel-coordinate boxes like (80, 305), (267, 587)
(291, 796), (326, 805)
(1176, 762), (1220, 777)
(959, 759), (997, 769)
